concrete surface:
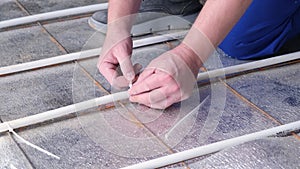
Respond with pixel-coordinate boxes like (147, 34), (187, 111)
(227, 62), (300, 124)
(17, 0), (108, 14)
(0, 25), (65, 67)
(0, 64), (74, 121)
(44, 17), (98, 53)
(0, 0), (26, 21)
(188, 137), (300, 169)
(0, 134), (33, 169)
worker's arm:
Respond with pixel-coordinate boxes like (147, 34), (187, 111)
(183, 0), (252, 68)
(107, 0), (141, 33)
(98, 0), (142, 88)
(129, 0), (252, 109)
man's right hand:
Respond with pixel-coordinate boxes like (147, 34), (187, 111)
(97, 36), (141, 89)
(96, 0), (143, 88)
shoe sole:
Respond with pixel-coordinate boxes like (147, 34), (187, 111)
(88, 13), (198, 36)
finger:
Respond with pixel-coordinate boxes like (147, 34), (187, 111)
(149, 90), (182, 109)
(129, 88), (167, 108)
(130, 69), (176, 96)
(130, 84), (180, 107)
(118, 56), (135, 81)
(133, 68), (155, 85)
(130, 93), (179, 110)
(111, 76), (129, 89)
(129, 73), (165, 95)
(99, 62), (118, 85)
(111, 63), (143, 88)
(150, 96), (179, 109)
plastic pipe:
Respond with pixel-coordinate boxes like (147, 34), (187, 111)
(1, 29), (298, 76)
(0, 51), (299, 132)
(0, 48), (101, 76)
(0, 3), (108, 29)
(121, 120), (300, 169)
(197, 51), (300, 81)
(0, 91), (129, 133)
(0, 31), (187, 76)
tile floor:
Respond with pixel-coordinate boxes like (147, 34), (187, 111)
(0, 0), (299, 169)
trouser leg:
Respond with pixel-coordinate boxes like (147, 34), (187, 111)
(219, 0), (300, 59)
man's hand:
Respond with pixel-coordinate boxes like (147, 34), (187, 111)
(97, 36), (141, 88)
(97, 0), (142, 88)
(129, 44), (201, 109)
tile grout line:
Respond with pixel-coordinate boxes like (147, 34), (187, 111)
(13, 1), (190, 168)
(221, 80), (300, 141)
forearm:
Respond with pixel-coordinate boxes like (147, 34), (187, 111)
(195, 0), (252, 47)
(107, 0), (142, 33)
(182, 0), (252, 68)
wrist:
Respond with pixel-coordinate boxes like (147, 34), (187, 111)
(172, 44), (202, 76)
(179, 43), (203, 68)
(182, 26), (215, 65)
(107, 21), (132, 38)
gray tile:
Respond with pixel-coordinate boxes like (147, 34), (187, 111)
(9, 77), (172, 168)
(1, 63), (159, 168)
(188, 137), (300, 169)
(0, 0), (26, 21)
(0, 64), (74, 121)
(44, 17), (99, 53)
(0, 26), (65, 67)
(0, 133), (33, 168)
(18, 0), (107, 14)
(172, 83), (278, 153)
(226, 62), (300, 124)
(14, 117), (147, 169)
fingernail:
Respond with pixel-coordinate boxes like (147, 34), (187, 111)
(126, 72), (135, 81)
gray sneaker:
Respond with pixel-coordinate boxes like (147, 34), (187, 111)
(89, 0), (202, 36)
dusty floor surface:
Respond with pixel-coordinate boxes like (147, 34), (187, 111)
(0, 0), (299, 168)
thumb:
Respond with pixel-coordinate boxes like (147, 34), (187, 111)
(118, 57), (135, 81)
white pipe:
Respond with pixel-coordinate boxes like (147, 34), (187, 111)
(197, 51), (300, 81)
(132, 31), (187, 48)
(0, 48), (101, 76)
(1, 34), (298, 77)
(0, 3), (108, 29)
(0, 91), (129, 133)
(0, 31), (187, 76)
(1, 29), (298, 76)
(121, 120), (300, 169)
(0, 51), (299, 132)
